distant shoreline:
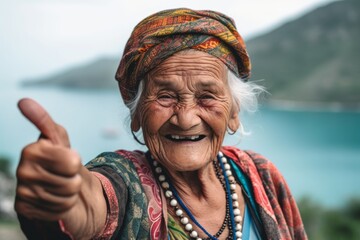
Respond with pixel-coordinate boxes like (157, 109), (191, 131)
(265, 99), (360, 112)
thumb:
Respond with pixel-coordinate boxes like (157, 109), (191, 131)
(18, 98), (69, 146)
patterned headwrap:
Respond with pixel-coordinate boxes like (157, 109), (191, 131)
(115, 8), (251, 104)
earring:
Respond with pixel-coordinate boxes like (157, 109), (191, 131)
(227, 128), (237, 135)
(132, 130), (146, 145)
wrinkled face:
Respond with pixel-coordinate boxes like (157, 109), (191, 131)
(132, 51), (239, 172)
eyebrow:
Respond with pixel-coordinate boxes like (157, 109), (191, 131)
(152, 78), (176, 88)
(152, 77), (221, 89)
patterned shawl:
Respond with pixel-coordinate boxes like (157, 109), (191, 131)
(84, 147), (307, 240)
(115, 8), (251, 104)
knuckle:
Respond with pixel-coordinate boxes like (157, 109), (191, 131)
(16, 165), (32, 180)
(65, 150), (82, 174)
(68, 175), (82, 194)
(20, 143), (36, 158)
(16, 185), (32, 199)
(73, 174), (83, 188)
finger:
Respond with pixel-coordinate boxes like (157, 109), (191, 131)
(17, 168), (82, 197)
(19, 140), (82, 177)
(18, 98), (64, 145)
(16, 185), (79, 213)
(15, 199), (73, 221)
(40, 146), (82, 177)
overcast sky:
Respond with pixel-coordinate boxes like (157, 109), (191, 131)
(1, 0), (334, 84)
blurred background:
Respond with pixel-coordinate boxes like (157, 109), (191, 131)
(1, 0), (359, 239)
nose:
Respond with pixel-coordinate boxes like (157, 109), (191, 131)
(169, 104), (201, 130)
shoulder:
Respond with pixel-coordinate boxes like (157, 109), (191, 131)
(245, 150), (282, 177)
(221, 146), (276, 169)
(85, 149), (148, 183)
(221, 146), (284, 183)
(86, 149), (146, 168)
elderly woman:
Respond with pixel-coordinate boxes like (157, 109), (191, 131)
(15, 8), (307, 240)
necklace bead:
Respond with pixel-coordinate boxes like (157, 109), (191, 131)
(190, 231), (199, 238)
(150, 152), (243, 240)
(176, 209), (183, 216)
(236, 231), (243, 238)
(232, 193), (239, 200)
(181, 217), (189, 225)
(159, 175), (166, 182)
(234, 216), (242, 223)
(170, 199), (178, 207)
(165, 190), (173, 198)
(185, 223), (193, 231)
(236, 224), (242, 231)
(162, 182), (170, 189)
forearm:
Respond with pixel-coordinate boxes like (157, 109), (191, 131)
(61, 167), (108, 240)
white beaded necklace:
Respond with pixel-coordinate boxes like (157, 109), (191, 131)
(150, 151), (243, 240)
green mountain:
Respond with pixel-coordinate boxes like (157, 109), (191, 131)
(246, 0), (360, 105)
(22, 0), (360, 106)
(22, 58), (120, 89)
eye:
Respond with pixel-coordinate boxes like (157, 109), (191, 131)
(198, 93), (216, 106)
(157, 92), (177, 107)
(158, 94), (173, 99)
(199, 94), (215, 100)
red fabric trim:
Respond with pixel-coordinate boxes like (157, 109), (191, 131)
(58, 220), (75, 240)
(91, 172), (119, 239)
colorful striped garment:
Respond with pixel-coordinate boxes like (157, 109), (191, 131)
(18, 147), (307, 239)
(83, 146), (307, 240)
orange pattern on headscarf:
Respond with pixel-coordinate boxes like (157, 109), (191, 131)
(116, 8), (251, 104)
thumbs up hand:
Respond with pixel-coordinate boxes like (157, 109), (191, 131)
(18, 98), (71, 147)
(15, 98), (107, 239)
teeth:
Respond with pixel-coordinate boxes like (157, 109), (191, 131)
(170, 135), (200, 140)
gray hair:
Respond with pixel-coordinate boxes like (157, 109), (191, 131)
(125, 69), (265, 137)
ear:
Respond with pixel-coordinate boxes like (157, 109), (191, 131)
(131, 111), (141, 132)
(228, 104), (240, 132)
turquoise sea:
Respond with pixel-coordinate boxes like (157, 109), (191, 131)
(1, 85), (360, 207)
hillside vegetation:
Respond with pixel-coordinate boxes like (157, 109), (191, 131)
(247, 0), (360, 105)
(22, 0), (360, 106)
(22, 58), (119, 89)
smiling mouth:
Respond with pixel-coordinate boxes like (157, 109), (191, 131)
(165, 134), (206, 142)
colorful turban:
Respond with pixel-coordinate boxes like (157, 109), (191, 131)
(115, 8), (251, 103)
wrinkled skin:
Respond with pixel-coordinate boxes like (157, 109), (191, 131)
(132, 51), (240, 173)
(15, 98), (107, 239)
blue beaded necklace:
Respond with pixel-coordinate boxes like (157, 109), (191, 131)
(149, 151), (243, 240)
